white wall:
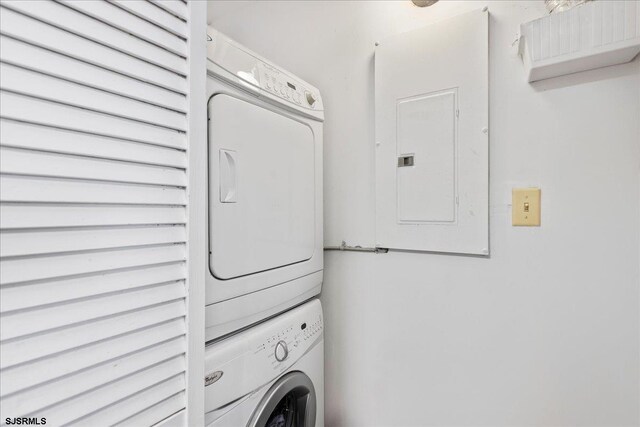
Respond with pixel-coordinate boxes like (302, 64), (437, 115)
(208, 1), (640, 425)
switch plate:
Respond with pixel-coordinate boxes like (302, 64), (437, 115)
(512, 188), (541, 226)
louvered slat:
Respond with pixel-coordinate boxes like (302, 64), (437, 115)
(117, 392), (187, 427)
(0, 0), (189, 422)
(1, 320), (185, 396)
(0, 280), (185, 340)
(0, 263), (186, 312)
(0, 120), (187, 168)
(0, 147), (186, 187)
(76, 377), (186, 426)
(0, 63), (187, 131)
(0, 204), (186, 229)
(148, 0), (188, 22)
(0, 92), (185, 149)
(0, 37), (187, 112)
(0, 175), (186, 205)
(39, 362), (186, 426)
(0, 301), (186, 369)
(0, 225), (187, 258)
(109, 0), (188, 39)
(0, 7), (187, 94)
(60, 0), (187, 57)
(1, 0), (186, 75)
(2, 346), (185, 416)
(0, 244), (186, 285)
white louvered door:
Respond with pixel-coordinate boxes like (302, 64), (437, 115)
(0, 0), (191, 425)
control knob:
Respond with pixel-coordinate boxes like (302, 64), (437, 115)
(305, 91), (316, 107)
(274, 340), (288, 362)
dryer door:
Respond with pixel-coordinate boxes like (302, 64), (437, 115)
(208, 94), (315, 280)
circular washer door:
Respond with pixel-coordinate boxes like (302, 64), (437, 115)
(249, 371), (316, 427)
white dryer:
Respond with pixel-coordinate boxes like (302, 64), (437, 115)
(205, 299), (324, 427)
(205, 27), (324, 341)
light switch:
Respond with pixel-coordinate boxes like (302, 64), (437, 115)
(512, 188), (541, 226)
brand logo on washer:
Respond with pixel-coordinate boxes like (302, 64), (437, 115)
(205, 371), (223, 386)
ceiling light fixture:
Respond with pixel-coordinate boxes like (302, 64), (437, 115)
(412, 0), (439, 7)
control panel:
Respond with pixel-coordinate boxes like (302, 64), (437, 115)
(258, 62), (320, 109)
(261, 310), (323, 369)
(204, 300), (323, 413)
(207, 27), (323, 114)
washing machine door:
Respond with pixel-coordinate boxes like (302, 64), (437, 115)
(249, 371), (316, 427)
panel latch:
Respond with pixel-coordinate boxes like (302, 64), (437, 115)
(397, 155), (414, 167)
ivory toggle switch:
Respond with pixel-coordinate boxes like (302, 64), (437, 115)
(512, 188), (541, 226)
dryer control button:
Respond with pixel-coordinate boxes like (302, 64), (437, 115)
(274, 340), (288, 362)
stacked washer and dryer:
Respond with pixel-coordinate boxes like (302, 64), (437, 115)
(204, 27), (325, 427)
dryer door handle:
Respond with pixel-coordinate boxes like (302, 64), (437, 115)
(219, 149), (237, 203)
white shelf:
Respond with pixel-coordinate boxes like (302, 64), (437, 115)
(519, 1), (640, 82)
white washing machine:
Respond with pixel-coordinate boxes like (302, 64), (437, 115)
(205, 27), (324, 342)
(205, 299), (324, 427)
